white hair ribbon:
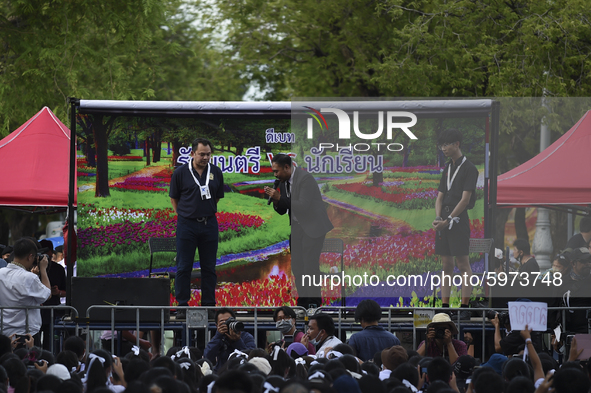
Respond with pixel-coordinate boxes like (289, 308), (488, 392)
(180, 362), (191, 370)
(207, 380), (215, 393)
(240, 359), (246, 365)
(229, 349), (248, 359)
(295, 358), (306, 366)
(348, 370), (362, 379)
(81, 354), (106, 383)
(263, 382), (280, 393)
(173, 346), (192, 360)
(132, 345), (140, 356)
(199, 362), (212, 376)
(327, 350), (343, 359)
(89, 353), (106, 364)
(272, 346), (281, 361)
(310, 361), (320, 366)
(308, 371), (326, 380)
(402, 379), (418, 393)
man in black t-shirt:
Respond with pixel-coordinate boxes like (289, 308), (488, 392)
(169, 138), (224, 319)
(512, 238), (539, 274)
(433, 129), (478, 319)
(566, 216), (591, 249)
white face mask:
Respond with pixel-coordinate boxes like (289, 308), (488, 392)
(310, 331), (323, 346)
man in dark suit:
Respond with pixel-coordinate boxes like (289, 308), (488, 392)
(265, 154), (333, 309)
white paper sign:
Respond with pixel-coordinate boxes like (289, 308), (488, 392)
(508, 301), (548, 332)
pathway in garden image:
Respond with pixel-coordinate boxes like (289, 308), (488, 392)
(78, 165), (166, 192)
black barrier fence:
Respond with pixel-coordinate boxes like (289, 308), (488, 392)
(0, 305), (584, 360)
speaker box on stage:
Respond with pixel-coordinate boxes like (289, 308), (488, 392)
(71, 277), (171, 322)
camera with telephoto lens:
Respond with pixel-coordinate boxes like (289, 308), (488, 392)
(224, 317), (244, 333)
(486, 310), (510, 326)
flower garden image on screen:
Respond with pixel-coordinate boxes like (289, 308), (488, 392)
(77, 113), (486, 308)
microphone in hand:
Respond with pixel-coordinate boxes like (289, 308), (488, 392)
(267, 179), (281, 205)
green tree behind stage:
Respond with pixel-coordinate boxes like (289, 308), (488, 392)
(211, 0), (591, 153)
(0, 0), (245, 138)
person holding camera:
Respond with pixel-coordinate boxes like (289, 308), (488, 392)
(417, 313), (466, 364)
(204, 308), (255, 371)
(0, 238), (51, 342)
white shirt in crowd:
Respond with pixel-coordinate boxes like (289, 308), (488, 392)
(316, 335), (343, 358)
(0, 263), (51, 336)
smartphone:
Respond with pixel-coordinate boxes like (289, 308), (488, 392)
(14, 335), (28, 349)
(283, 335), (294, 346)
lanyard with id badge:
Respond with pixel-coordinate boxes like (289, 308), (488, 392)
(189, 158), (212, 200)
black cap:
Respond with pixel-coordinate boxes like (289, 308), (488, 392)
(571, 247), (591, 262)
(38, 239), (54, 253)
(453, 355), (476, 380)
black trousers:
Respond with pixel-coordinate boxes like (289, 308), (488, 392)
(291, 220), (325, 307)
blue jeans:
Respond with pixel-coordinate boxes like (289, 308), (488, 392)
(175, 215), (218, 306)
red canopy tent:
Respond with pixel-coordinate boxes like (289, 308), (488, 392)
(0, 107), (76, 207)
(497, 110), (591, 212)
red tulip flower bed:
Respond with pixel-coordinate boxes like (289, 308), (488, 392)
(78, 205), (265, 259)
(171, 274), (340, 307)
(111, 176), (169, 192)
(319, 219), (485, 273)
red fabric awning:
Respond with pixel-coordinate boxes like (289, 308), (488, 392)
(497, 111), (591, 207)
(0, 107), (76, 207)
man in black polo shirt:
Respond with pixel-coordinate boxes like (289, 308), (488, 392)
(169, 138), (224, 319)
(432, 129), (478, 319)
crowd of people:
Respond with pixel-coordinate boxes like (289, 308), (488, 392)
(1, 300), (591, 393)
